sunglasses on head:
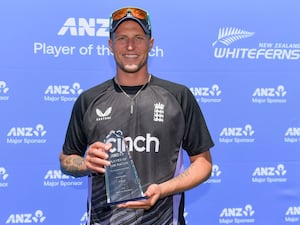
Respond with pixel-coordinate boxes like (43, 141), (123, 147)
(109, 7), (151, 37)
(111, 7), (148, 21)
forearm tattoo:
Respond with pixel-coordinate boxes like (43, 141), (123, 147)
(61, 155), (89, 177)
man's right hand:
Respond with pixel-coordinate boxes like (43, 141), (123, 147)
(85, 142), (112, 173)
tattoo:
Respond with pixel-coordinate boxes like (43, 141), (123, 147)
(74, 157), (85, 167)
(61, 154), (89, 177)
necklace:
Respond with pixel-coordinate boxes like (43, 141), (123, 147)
(115, 74), (151, 114)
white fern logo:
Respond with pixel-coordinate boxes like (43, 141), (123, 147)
(212, 27), (255, 46)
(96, 107), (112, 117)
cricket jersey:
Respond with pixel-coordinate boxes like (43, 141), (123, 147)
(62, 75), (214, 225)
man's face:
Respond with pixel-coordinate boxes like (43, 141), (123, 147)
(109, 20), (154, 73)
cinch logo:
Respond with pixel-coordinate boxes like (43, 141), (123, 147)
(105, 130), (160, 153)
(6, 124), (47, 145)
(0, 167), (9, 188)
(212, 26), (300, 60)
(0, 80), (10, 101)
(190, 84), (222, 104)
(252, 164), (287, 183)
(252, 85), (287, 104)
(205, 164), (222, 184)
(284, 127), (300, 144)
(43, 169), (84, 187)
(219, 124), (255, 144)
(285, 206), (300, 223)
(96, 107), (112, 121)
(57, 17), (109, 37)
(219, 204), (255, 224)
(6, 210), (46, 224)
(44, 82), (83, 102)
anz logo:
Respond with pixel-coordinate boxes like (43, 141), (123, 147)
(220, 205), (255, 217)
(0, 80), (9, 94)
(252, 164), (287, 177)
(57, 17), (109, 37)
(285, 127), (300, 137)
(190, 84), (222, 97)
(7, 124), (47, 137)
(44, 83), (83, 95)
(286, 206), (300, 216)
(252, 85), (287, 97)
(44, 170), (71, 180)
(6, 210), (46, 224)
(220, 124), (255, 137)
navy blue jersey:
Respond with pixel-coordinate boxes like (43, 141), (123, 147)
(63, 75), (214, 225)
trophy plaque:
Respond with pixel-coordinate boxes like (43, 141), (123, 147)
(104, 130), (146, 205)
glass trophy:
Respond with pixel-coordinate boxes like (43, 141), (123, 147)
(104, 130), (146, 205)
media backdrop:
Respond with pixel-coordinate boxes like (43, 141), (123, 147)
(1, 0), (300, 224)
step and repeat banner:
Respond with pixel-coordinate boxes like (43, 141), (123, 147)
(1, 0), (299, 224)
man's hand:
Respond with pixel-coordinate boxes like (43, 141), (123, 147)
(117, 184), (161, 210)
(85, 142), (112, 173)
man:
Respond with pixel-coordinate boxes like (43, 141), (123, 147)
(59, 7), (214, 225)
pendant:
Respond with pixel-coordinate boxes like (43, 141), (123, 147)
(130, 101), (134, 114)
